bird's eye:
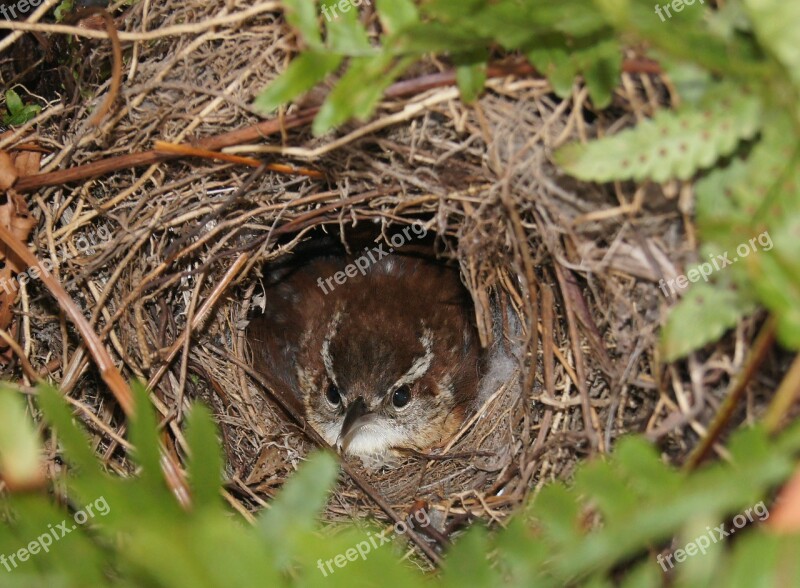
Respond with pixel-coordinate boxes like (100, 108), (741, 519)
(326, 383), (341, 406)
(392, 385), (411, 408)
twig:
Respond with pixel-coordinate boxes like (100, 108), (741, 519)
(0, 222), (192, 508)
(0, 0), (60, 54)
(0, 328), (39, 383)
(763, 350), (800, 434)
(684, 316), (776, 470)
(554, 262), (601, 451)
(70, 8), (123, 128)
(13, 110), (318, 191)
(147, 253), (250, 391)
(153, 141), (324, 178)
(13, 58), (658, 192)
(0, 2), (281, 44)
(0, 223), (134, 413)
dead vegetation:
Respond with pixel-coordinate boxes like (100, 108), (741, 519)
(0, 0), (788, 560)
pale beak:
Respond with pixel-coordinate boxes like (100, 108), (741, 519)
(337, 396), (368, 449)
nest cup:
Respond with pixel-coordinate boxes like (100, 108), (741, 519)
(236, 220), (530, 510)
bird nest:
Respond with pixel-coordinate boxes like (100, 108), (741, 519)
(2, 0), (779, 548)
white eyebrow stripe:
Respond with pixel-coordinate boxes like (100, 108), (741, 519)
(391, 329), (434, 390)
(321, 310), (342, 386)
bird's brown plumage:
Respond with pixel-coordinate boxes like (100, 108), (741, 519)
(246, 232), (484, 462)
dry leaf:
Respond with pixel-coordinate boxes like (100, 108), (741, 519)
(768, 467), (800, 534)
(11, 150), (42, 177)
(0, 151), (18, 191)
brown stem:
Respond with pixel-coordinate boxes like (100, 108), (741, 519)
(764, 348), (800, 434)
(13, 57), (658, 193)
(70, 8), (122, 128)
(0, 222), (192, 508)
(683, 316), (777, 470)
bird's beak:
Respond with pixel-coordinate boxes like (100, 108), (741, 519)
(337, 396), (368, 449)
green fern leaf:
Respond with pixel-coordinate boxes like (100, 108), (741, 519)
(661, 283), (755, 362)
(529, 482), (583, 548)
(313, 54), (412, 135)
(455, 57), (488, 103)
(128, 381), (167, 496)
(185, 403), (223, 510)
(375, 0), (418, 33)
(282, 0), (323, 49)
(611, 437), (681, 499)
(254, 52), (342, 113)
(555, 84), (762, 183)
(696, 113), (800, 349)
(37, 383), (104, 480)
(743, 0), (800, 89)
(721, 534), (800, 588)
(323, 0), (372, 53)
(527, 46), (576, 97)
(440, 525), (501, 588)
(257, 451), (339, 568)
(574, 459), (638, 521)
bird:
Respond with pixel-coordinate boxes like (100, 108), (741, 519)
(246, 229), (485, 464)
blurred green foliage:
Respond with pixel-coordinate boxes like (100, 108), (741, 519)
(1, 382), (799, 586)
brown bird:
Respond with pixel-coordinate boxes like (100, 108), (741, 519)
(246, 230), (484, 463)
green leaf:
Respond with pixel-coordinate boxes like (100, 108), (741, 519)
(749, 232), (800, 348)
(611, 437), (680, 498)
(393, 21), (489, 53)
(696, 113), (800, 349)
(529, 482), (583, 548)
(312, 54), (411, 135)
(527, 46), (576, 97)
(619, 560), (662, 588)
(2, 90), (41, 126)
(494, 517), (551, 587)
(743, 0), (800, 89)
(5, 89), (23, 114)
(595, 0), (764, 80)
(185, 403), (223, 510)
(661, 283), (755, 361)
(258, 451), (339, 568)
(37, 383), (104, 479)
(54, 0), (74, 22)
(706, 0), (753, 42)
(0, 385), (43, 490)
(574, 458), (637, 521)
(526, 34), (620, 106)
(282, 0), (323, 48)
(720, 532), (800, 588)
(128, 381), (166, 496)
(673, 513), (726, 586)
(423, 0), (485, 21)
(4, 493), (110, 585)
(375, 0), (418, 33)
(581, 38), (621, 108)
(440, 525), (501, 588)
(555, 83), (763, 183)
(661, 59), (715, 105)
(254, 51), (342, 113)
(323, 0), (372, 53)
(456, 62), (487, 104)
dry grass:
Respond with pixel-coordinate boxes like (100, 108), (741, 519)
(0, 0), (787, 555)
